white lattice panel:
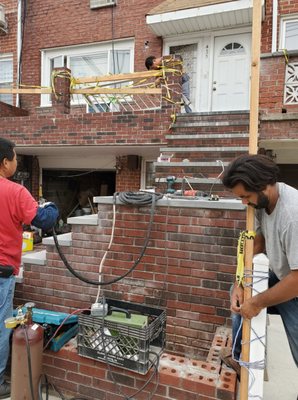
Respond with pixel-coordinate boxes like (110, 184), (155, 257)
(284, 62), (298, 104)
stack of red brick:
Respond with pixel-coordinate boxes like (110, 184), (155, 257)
(43, 326), (237, 400)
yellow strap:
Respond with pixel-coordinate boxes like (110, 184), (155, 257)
(282, 48), (289, 65)
(236, 230), (256, 286)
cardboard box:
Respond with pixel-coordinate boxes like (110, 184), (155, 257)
(22, 231), (33, 252)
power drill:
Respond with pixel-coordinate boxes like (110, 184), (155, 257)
(166, 176), (176, 194)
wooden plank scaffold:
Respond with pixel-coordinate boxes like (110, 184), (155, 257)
(240, 0), (263, 399)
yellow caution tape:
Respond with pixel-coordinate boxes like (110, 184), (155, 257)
(236, 230), (256, 286)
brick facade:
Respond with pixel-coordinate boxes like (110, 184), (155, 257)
(15, 203), (246, 356)
(1, 0), (298, 397)
(260, 0), (298, 115)
(15, 202), (244, 398)
(1, 0), (163, 113)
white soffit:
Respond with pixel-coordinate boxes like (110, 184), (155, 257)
(146, 0), (263, 36)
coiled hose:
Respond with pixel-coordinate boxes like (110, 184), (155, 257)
(53, 191), (163, 286)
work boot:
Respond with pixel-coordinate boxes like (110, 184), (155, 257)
(0, 381), (10, 399)
(219, 347), (241, 380)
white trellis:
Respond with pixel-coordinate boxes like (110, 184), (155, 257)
(284, 62), (298, 104)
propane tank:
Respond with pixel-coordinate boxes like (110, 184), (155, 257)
(9, 302), (44, 400)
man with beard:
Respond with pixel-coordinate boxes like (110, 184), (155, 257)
(219, 154), (298, 380)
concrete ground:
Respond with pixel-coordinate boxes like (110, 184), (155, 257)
(6, 314), (298, 399)
(237, 314), (298, 400)
(263, 314), (298, 400)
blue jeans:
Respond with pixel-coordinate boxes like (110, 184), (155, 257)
(0, 276), (15, 384)
(232, 270), (298, 367)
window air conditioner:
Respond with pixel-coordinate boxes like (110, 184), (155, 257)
(0, 3), (8, 34)
(90, 0), (116, 9)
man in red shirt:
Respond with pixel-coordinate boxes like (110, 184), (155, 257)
(0, 138), (59, 398)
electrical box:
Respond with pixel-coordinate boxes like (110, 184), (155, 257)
(127, 155), (141, 171)
(90, 0), (116, 9)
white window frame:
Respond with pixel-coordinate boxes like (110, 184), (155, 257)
(279, 15), (298, 51)
(0, 53), (13, 105)
(40, 38), (134, 107)
(140, 158), (156, 190)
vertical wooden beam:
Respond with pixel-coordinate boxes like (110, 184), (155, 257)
(240, 0), (263, 399)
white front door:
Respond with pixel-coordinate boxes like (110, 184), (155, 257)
(212, 33), (251, 111)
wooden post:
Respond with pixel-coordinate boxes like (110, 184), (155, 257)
(240, 0), (262, 399)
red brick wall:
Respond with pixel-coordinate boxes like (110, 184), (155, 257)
(260, 56), (286, 114)
(115, 156), (142, 192)
(0, 70), (181, 192)
(261, 0), (298, 53)
(0, 0), (164, 111)
(260, 0), (298, 114)
(43, 346), (237, 400)
(15, 203), (246, 359)
(260, 54), (298, 114)
(0, 1), (18, 105)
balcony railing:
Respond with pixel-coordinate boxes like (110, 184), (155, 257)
(0, 64), (183, 114)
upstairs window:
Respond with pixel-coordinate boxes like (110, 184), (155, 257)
(280, 16), (298, 51)
(0, 54), (13, 105)
(41, 39), (134, 107)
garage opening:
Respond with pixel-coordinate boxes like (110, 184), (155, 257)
(42, 169), (116, 222)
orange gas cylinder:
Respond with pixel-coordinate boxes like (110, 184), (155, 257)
(11, 303), (44, 400)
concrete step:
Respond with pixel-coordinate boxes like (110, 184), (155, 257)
(154, 161), (229, 167)
(166, 133), (249, 140)
(176, 110), (250, 121)
(172, 120), (249, 128)
(159, 146), (248, 152)
(156, 177), (222, 184)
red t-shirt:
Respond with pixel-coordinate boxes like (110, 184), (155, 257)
(0, 178), (38, 274)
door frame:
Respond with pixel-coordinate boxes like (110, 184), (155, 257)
(163, 26), (252, 112)
(211, 32), (252, 111)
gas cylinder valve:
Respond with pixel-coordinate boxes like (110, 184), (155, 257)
(5, 307), (26, 329)
(4, 302), (36, 329)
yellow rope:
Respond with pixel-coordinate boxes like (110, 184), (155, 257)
(282, 48), (289, 65)
(236, 230), (256, 286)
(51, 69), (73, 99)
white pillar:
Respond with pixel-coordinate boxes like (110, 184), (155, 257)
(248, 253), (269, 399)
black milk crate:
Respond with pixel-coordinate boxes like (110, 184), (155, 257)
(77, 298), (166, 374)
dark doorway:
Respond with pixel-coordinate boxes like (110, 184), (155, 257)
(42, 169), (116, 221)
(278, 164), (298, 190)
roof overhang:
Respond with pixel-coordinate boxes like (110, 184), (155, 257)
(258, 139), (298, 164)
(16, 145), (161, 169)
(146, 0), (264, 37)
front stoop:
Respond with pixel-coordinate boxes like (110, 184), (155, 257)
(43, 326), (237, 400)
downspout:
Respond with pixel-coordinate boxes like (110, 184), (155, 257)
(271, 0), (278, 53)
(16, 0), (22, 107)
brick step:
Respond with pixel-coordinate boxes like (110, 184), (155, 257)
(155, 177), (222, 184)
(155, 169), (224, 179)
(173, 117), (249, 125)
(154, 161), (229, 167)
(166, 133), (249, 140)
(164, 138), (249, 147)
(160, 146), (248, 153)
(157, 156), (244, 163)
(176, 110), (249, 122)
(170, 125), (249, 135)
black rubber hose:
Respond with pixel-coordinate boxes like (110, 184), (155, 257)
(53, 192), (163, 286)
